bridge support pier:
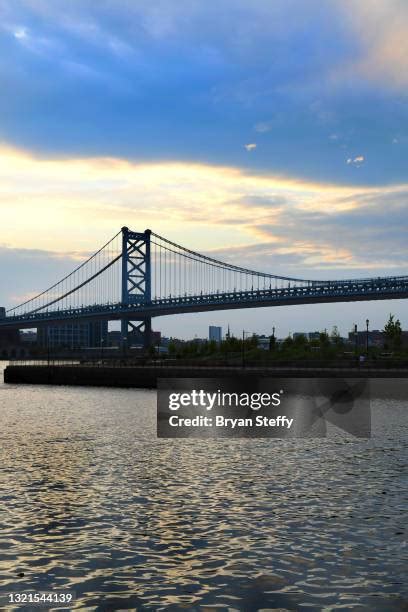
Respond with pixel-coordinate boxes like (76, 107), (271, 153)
(120, 226), (152, 353)
(143, 317), (152, 350)
(121, 317), (152, 352)
(120, 318), (128, 354)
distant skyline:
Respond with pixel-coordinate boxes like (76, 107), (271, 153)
(0, 1), (407, 338)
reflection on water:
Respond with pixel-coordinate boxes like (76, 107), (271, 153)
(0, 364), (407, 610)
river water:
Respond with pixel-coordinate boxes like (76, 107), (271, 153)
(0, 364), (407, 611)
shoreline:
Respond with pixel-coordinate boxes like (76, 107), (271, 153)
(4, 364), (408, 390)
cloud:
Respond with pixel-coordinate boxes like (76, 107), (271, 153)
(2, 144), (330, 253)
(254, 121), (273, 133)
(346, 155), (365, 167)
(0, 2), (406, 336)
(0, 244), (91, 308)
(337, 0), (408, 90)
(229, 195), (287, 209)
(0, 0), (407, 187)
(0, 145), (406, 338)
(248, 187), (408, 273)
(13, 27), (27, 39)
(0, 145), (406, 285)
(2, 21), (64, 56)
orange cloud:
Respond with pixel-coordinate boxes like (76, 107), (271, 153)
(0, 144), (406, 272)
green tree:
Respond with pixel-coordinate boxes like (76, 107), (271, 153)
(282, 336), (293, 350)
(221, 336), (241, 353)
(208, 340), (218, 354)
(200, 341), (209, 356)
(293, 333), (307, 347)
(319, 330), (330, 348)
(330, 325), (343, 348)
(182, 341), (199, 357)
(384, 314), (402, 350)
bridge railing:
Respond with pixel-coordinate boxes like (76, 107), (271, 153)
(3, 273), (408, 327)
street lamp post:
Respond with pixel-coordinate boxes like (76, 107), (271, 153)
(123, 335), (127, 363)
(270, 326), (276, 351)
(242, 330), (255, 368)
(366, 318), (369, 356)
(100, 338), (104, 364)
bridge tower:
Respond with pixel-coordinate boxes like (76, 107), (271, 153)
(121, 227), (152, 351)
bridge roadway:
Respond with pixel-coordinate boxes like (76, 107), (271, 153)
(1, 275), (408, 329)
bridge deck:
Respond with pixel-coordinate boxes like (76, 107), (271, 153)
(2, 277), (408, 328)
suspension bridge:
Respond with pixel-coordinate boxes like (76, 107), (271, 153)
(1, 227), (407, 347)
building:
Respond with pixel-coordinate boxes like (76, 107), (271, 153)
(0, 328), (20, 345)
(37, 321), (108, 349)
(107, 330), (122, 347)
(347, 329), (408, 349)
(108, 328), (161, 348)
(0, 327), (21, 359)
(293, 332), (308, 341)
(0, 308), (25, 358)
(257, 335), (270, 350)
(293, 332), (321, 342)
(209, 326), (222, 343)
(348, 330), (385, 348)
(0, 306), (20, 347)
(127, 329), (161, 347)
(20, 331), (37, 344)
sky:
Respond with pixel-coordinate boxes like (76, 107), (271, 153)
(0, 0), (407, 338)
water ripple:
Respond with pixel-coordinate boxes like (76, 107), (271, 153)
(0, 372), (407, 610)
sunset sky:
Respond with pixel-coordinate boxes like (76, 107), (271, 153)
(0, 0), (407, 338)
